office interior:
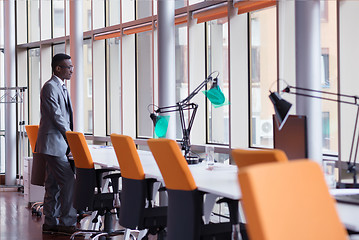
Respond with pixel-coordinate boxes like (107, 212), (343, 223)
(0, 0), (359, 238)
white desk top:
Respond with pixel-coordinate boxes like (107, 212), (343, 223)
(88, 145), (241, 200)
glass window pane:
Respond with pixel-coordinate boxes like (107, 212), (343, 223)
(175, 24), (188, 139)
(28, 48), (41, 126)
(250, 7), (277, 148)
(66, 0), (69, 35)
(207, 17), (229, 145)
(189, 0), (204, 5)
(175, 0), (187, 9)
(83, 39), (93, 133)
(28, 0), (40, 42)
(107, 37), (122, 134)
(107, 0), (121, 26)
(53, 43), (66, 55)
(16, 0), (27, 44)
(41, 0), (51, 40)
(321, 0), (338, 155)
(137, 30), (153, 138)
(53, 0), (65, 38)
(83, 0), (91, 31)
(137, 0), (152, 19)
(93, 0), (105, 29)
(0, 50), (4, 173)
(122, 0), (135, 22)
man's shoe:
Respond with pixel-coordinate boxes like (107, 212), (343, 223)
(42, 224), (58, 234)
(56, 225), (79, 236)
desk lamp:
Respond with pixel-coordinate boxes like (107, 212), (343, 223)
(150, 71), (227, 164)
(269, 83), (359, 188)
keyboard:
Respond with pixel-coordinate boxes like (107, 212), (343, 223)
(335, 194), (359, 205)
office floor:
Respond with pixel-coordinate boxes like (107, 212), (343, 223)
(0, 191), (140, 240)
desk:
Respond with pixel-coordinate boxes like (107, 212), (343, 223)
(89, 145), (359, 233)
(331, 189), (359, 232)
(89, 145), (241, 224)
(89, 146), (241, 200)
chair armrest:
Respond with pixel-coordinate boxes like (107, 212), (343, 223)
(103, 173), (122, 194)
(94, 168), (118, 193)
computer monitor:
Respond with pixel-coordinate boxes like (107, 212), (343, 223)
(273, 114), (307, 160)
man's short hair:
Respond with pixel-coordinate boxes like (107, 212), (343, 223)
(52, 53), (71, 73)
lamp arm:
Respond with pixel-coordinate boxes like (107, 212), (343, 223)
(179, 71), (219, 104)
(286, 85), (359, 105)
(285, 91), (359, 106)
(154, 103), (197, 114)
(179, 78), (211, 104)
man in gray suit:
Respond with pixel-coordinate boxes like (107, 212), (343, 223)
(35, 53), (77, 235)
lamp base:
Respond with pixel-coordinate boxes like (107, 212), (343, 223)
(186, 155), (199, 165)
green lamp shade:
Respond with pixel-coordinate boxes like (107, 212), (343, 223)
(154, 115), (169, 138)
(202, 86), (229, 108)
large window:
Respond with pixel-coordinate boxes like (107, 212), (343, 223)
(83, 39), (93, 134)
(250, 7), (277, 148)
(137, 30), (153, 138)
(321, 0), (338, 155)
(12, 0), (356, 174)
(28, 48), (41, 125)
(107, 37), (122, 134)
(206, 17), (229, 145)
(175, 23), (188, 139)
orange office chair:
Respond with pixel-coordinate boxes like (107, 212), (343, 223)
(25, 125), (39, 153)
(110, 134), (167, 240)
(231, 148), (288, 169)
(217, 148), (289, 239)
(66, 131), (124, 240)
(238, 160), (348, 240)
(148, 138), (232, 240)
(25, 125), (46, 186)
(25, 125), (45, 217)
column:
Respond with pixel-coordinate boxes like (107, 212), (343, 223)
(157, 0), (176, 139)
(70, 0), (84, 132)
(295, 0), (322, 163)
(4, 0), (17, 185)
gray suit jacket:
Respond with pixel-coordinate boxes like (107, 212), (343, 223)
(35, 75), (73, 157)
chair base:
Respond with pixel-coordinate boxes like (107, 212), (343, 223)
(70, 229), (125, 240)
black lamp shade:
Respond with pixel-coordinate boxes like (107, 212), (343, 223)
(269, 91), (292, 130)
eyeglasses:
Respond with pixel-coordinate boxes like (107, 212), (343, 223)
(60, 65), (74, 70)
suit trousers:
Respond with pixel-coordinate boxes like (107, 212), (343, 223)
(42, 153), (77, 226)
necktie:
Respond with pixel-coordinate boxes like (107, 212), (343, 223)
(62, 84), (73, 130)
(62, 84), (69, 104)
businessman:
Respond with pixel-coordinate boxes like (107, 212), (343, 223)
(35, 53), (77, 235)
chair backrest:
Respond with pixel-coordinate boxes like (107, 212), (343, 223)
(238, 160), (348, 240)
(66, 131), (94, 169)
(66, 131), (96, 211)
(25, 125), (39, 153)
(147, 138), (197, 191)
(231, 148), (288, 169)
(110, 134), (145, 180)
(148, 138), (202, 240)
